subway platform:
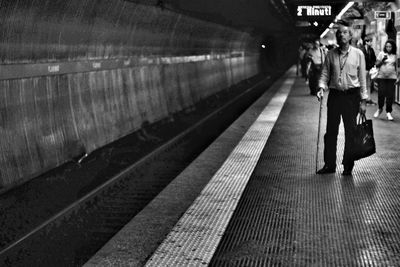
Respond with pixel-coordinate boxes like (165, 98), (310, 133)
(85, 67), (400, 266)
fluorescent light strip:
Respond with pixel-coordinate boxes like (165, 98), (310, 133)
(320, 1), (354, 39)
(320, 28), (330, 39)
(336, 1), (355, 21)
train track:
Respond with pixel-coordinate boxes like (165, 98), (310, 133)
(0, 74), (275, 266)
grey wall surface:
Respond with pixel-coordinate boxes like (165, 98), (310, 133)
(0, 0), (263, 188)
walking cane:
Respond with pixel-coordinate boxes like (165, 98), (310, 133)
(316, 95), (323, 173)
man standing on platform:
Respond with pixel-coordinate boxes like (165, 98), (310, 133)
(360, 35), (377, 104)
(316, 21), (368, 176)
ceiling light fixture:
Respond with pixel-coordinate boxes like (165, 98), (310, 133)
(320, 1), (354, 38)
(320, 28), (330, 39)
(335, 1), (355, 21)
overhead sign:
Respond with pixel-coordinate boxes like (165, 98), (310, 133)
(297, 6), (332, 17)
(375, 11), (391, 19)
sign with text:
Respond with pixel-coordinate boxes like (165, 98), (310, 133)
(375, 11), (391, 19)
(297, 6), (332, 17)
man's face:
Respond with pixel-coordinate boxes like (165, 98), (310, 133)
(336, 25), (351, 46)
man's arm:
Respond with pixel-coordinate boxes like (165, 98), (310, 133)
(359, 51), (367, 114)
(359, 51), (367, 99)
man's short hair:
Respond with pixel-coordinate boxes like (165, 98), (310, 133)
(364, 36), (372, 42)
(335, 19), (353, 37)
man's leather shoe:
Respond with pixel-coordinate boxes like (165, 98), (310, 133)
(342, 163), (354, 176)
(316, 165), (336, 174)
(342, 170), (352, 176)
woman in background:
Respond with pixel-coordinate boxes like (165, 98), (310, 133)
(374, 39), (399, 121)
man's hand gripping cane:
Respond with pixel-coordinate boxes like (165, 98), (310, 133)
(317, 88), (324, 101)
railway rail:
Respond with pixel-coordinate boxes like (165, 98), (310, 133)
(0, 73), (276, 266)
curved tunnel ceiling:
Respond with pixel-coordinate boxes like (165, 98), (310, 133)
(127, 0), (298, 35)
(127, 0), (396, 38)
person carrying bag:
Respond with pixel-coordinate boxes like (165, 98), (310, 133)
(316, 21), (368, 176)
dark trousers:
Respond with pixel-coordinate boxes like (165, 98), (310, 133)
(324, 89), (360, 167)
(366, 72), (373, 93)
(377, 79), (395, 113)
(301, 59), (307, 78)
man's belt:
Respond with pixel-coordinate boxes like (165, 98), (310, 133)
(330, 87), (359, 95)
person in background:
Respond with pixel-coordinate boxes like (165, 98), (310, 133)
(302, 42), (312, 83)
(305, 38), (326, 95)
(373, 39), (399, 121)
(316, 21), (367, 176)
(297, 44), (306, 77)
(360, 36), (377, 105)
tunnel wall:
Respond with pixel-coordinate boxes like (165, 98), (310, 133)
(0, 0), (260, 188)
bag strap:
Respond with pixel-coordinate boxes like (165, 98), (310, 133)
(357, 113), (366, 124)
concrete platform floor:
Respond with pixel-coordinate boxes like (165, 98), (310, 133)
(208, 72), (400, 266)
